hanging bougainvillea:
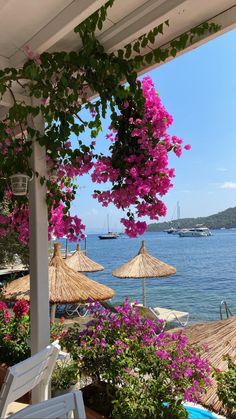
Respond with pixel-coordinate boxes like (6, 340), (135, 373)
(0, 0), (219, 242)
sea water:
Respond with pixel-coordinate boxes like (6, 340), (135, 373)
(66, 229), (236, 323)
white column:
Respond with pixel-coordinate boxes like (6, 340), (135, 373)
(28, 101), (50, 402)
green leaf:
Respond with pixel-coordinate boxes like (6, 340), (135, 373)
(170, 48), (177, 57)
(148, 31), (155, 44)
(133, 42), (140, 53)
(145, 52), (153, 64)
(141, 37), (148, 48)
(125, 44), (132, 59)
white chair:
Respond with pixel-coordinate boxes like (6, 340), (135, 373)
(136, 305), (189, 327)
(0, 341), (60, 418)
(8, 390), (86, 419)
(65, 303), (89, 317)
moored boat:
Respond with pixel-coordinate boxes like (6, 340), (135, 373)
(165, 227), (182, 235)
(178, 226), (212, 237)
(98, 232), (118, 240)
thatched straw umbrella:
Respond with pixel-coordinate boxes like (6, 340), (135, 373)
(65, 243), (104, 272)
(181, 316), (236, 415)
(112, 240), (176, 306)
(3, 243), (114, 320)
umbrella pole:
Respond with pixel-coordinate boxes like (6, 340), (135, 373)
(142, 278), (147, 306)
(50, 303), (57, 322)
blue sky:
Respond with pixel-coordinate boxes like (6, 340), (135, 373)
(71, 29), (236, 233)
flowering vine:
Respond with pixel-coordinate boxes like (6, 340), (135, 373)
(0, 0), (220, 243)
(92, 76), (191, 236)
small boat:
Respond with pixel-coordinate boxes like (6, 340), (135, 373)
(98, 215), (118, 240)
(98, 232), (118, 240)
(178, 226), (212, 237)
(165, 227), (182, 235)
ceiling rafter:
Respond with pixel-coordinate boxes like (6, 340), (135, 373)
(99, 0), (186, 52)
(10, 0), (106, 68)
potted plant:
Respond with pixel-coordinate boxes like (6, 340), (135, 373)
(61, 299), (211, 418)
(51, 358), (79, 397)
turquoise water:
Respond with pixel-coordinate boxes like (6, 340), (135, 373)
(67, 229), (236, 323)
(184, 405), (216, 418)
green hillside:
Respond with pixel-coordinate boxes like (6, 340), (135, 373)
(148, 207), (236, 232)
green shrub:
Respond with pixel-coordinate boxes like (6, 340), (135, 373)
(215, 357), (236, 416)
(51, 359), (78, 392)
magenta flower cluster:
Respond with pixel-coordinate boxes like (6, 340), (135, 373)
(0, 75), (190, 242)
(62, 298), (210, 409)
(92, 77), (191, 237)
(0, 299), (64, 366)
(13, 299), (30, 318)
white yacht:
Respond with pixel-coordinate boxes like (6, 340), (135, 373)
(178, 226), (212, 237)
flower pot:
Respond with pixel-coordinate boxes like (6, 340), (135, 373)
(85, 406), (107, 419)
(52, 384), (78, 398)
(9, 173), (30, 196)
(0, 364), (31, 404)
(81, 383), (111, 418)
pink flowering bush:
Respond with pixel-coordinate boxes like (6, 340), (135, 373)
(92, 77), (191, 237)
(0, 300), (64, 366)
(62, 299), (210, 418)
(0, 300), (30, 365)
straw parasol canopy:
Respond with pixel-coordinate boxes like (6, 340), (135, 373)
(112, 240), (176, 305)
(3, 243), (114, 318)
(181, 316), (236, 415)
(65, 243), (104, 272)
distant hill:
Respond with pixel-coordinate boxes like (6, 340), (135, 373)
(148, 207), (236, 232)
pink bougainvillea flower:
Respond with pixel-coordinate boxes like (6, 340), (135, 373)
(92, 76), (191, 237)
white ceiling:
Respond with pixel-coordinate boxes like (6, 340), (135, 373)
(0, 0), (236, 110)
(0, 0), (235, 65)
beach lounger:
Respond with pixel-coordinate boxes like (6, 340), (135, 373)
(65, 303), (89, 317)
(136, 305), (189, 327)
(8, 390), (86, 419)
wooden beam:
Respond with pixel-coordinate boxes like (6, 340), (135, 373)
(99, 0), (186, 52)
(136, 4), (236, 75)
(10, 0), (107, 68)
(0, 55), (9, 69)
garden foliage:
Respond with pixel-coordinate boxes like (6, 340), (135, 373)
(62, 299), (211, 418)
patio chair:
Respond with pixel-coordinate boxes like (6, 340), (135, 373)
(65, 303), (89, 317)
(8, 390), (86, 419)
(0, 341), (60, 419)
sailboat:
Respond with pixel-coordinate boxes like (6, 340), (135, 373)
(98, 215), (118, 240)
(164, 202), (182, 234)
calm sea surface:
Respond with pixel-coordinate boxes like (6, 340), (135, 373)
(66, 230), (236, 323)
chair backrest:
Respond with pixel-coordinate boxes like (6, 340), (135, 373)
(8, 390), (86, 419)
(0, 341), (60, 418)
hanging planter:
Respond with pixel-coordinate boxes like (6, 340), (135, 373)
(9, 173), (31, 196)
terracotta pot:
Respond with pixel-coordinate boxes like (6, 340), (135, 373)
(85, 406), (107, 419)
(0, 364), (31, 404)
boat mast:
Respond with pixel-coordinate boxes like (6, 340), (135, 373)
(107, 214), (110, 233)
(177, 201), (180, 221)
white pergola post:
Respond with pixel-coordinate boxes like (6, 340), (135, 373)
(28, 101), (50, 402)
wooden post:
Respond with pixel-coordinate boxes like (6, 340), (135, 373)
(28, 100), (50, 402)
